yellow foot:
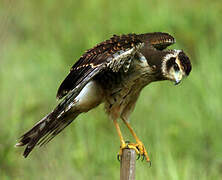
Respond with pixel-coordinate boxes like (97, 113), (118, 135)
(117, 141), (127, 160)
(128, 141), (150, 163)
(117, 141), (151, 165)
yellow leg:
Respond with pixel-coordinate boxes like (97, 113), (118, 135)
(113, 119), (140, 158)
(122, 119), (150, 163)
(113, 119), (126, 148)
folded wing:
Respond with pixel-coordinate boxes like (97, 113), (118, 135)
(56, 34), (144, 99)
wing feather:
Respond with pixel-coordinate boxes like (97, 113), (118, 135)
(138, 32), (175, 50)
(57, 32), (175, 99)
(57, 34), (143, 99)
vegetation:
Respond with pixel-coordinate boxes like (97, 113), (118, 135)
(0, 0), (222, 179)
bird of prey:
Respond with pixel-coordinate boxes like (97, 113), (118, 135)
(15, 32), (192, 162)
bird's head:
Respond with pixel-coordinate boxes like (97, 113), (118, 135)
(161, 50), (192, 85)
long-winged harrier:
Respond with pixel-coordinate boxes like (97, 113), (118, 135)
(16, 32), (192, 162)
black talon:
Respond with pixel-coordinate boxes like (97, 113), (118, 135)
(117, 154), (121, 162)
(136, 146), (140, 151)
(141, 154), (145, 161)
(136, 154), (140, 160)
(148, 160), (152, 167)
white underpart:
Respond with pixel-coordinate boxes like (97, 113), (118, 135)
(57, 81), (103, 119)
(74, 80), (103, 112)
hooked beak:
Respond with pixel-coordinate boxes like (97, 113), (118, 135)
(174, 71), (183, 85)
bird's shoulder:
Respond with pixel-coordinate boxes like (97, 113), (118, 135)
(57, 32), (175, 99)
(57, 34), (143, 99)
(137, 32), (175, 50)
(70, 34), (143, 71)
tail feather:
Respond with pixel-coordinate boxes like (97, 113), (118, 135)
(15, 105), (80, 158)
(16, 79), (102, 158)
(37, 112), (79, 147)
(38, 115), (77, 147)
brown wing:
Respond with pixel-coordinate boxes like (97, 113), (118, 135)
(138, 32), (175, 50)
(56, 32), (175, 99)
(57, 34), (143, 99)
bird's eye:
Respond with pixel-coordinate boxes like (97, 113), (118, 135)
(173, 64), (180, 71)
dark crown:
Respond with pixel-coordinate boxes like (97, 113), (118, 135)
(178, 51), (192, 75)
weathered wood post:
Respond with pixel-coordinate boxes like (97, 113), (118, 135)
(120, 149), (136, 180)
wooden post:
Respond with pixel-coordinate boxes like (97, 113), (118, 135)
(120, 149), (136, 180)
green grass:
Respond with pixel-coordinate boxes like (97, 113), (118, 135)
(1, 0), (222, 179)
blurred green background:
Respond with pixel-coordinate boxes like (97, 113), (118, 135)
(0, 0), (222, 179)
